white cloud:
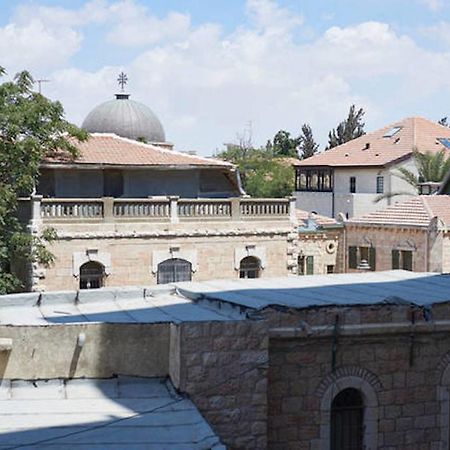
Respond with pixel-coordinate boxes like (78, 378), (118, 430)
(419, 0), (444, 11)
(3, 0), (450, 153)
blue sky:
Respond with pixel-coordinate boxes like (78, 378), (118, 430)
(0, 0), (449, 153)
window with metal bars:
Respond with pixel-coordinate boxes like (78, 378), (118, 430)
(239, 256), (261, 279)
(157, 258), (192, 284)
(331, 388), (364, 450)
(79, 261), (105, 289)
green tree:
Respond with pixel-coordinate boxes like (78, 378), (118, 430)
(218, 143), (294, 197)
(375, 148), (450, 202)
(270, 130), (299, 158)
(0, 68), (86, 293)
(298, 123), (319, 159)
(327, 105), (365, 149)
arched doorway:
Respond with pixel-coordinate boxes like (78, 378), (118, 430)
(331, 388), (364, 450)
(79, 261), (105, 289)
(239, 256), (261, 279)
(157, 258), (192, 284)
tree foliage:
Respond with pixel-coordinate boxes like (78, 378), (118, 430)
(298, 124), (319, 159)
(375, 148), (450, 202)
(217, 144), (294, 198)
(327, 105), (365, 149)
(0, 68), (87, 293)
(268, 130), (300, 158)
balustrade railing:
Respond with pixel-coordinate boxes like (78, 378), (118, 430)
(40, 199), (103, 218)
(113, 199), (170, 218)
(35, 196), (294, 223)
(178, 199), (231, 218)
(240, 199), (290, 216)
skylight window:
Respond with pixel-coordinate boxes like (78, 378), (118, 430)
(383, 126), (402, 138)
(438, 138), (450, 149)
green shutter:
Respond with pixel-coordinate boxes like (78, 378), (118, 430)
(306, 256), (314, 275)
(403, 251), (413, 271)
(369, 247), (376, 271)
(392, 249), (400, 270)
(348, 246), (357, 269)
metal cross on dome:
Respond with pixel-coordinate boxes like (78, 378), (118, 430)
(117, 72), (128, 92)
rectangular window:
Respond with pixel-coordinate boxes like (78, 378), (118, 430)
(306, 256), (314, 275)
(350, 177), (356, 193)
(392, 249), (400, 269)
(402, 250), (413, 271)
(349, 246), (376, 271)
(348, 246), (357, 269)
(392, 249), (413, 271)
(327, 265), (335, 274)
(298, 255), (305, 275)
(376, 176), (384, 194)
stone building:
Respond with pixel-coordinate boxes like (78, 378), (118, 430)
(2, 271), (450, 449)
(343, 195), (450, 273)
(293, 117), (450, 219)
(296, 210), (344, 275)
(20, 88), (298, 291)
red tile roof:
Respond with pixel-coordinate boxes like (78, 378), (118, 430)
(294, 117), (450, 168)
(347, 195), (450, 227)
(44, 133), (233, 168)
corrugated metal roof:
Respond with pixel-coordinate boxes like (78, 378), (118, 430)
(175, 271), (450, 310)
(0, 376), (224, 449)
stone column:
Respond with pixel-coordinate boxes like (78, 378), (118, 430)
(231, 197), (241, 221)
(102, 197), (114, 222)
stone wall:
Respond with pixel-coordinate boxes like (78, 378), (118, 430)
(297, 229), (343, 275)
(0, 323), (169, 379)
(171, 320), (269, 450)
(344, 224), (430, 272)
(40, 226), (293, 291)
(267, 303), (450, 450)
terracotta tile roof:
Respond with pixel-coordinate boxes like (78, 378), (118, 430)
(294, 117), (450, 168)
(347, 195), (450, 227)
(44, 133), (233, 168)
(296, 208), (338, 227)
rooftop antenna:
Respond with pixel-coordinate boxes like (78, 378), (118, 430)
(35, 79), (50, 94)
(117, 72), (128, 92)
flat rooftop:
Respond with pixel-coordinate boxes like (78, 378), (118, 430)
(1, 271), (449, 326)
(0, 376), (223, 449)
(176, 270), (450, 310)
(0, 286), (243, 326)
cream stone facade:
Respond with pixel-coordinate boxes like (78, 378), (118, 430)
(343, 196), (450, 273)
(25, 195), (298, 291)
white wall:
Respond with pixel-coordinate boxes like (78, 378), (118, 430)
(294, 191), (333, 217)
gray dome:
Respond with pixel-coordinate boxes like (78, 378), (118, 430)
(82, 94), (166, 142)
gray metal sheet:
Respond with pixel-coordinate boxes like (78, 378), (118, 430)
(0, 377), (223, 450)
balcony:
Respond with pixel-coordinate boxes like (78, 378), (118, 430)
(26, 196), (296, 225)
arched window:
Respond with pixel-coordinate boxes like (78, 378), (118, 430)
(79, 261), (105, 289)
(157, 258), (192, 284)
(239, 256), (261, 279)
(331, 388), (364, 450)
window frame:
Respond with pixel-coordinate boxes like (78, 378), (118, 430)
(239, 256), (261, 279)
(157, 258), (192, 284)
(79, 261), (105, 290)
(376, 176), (384, 194)
(295, 168), (333, 192)
(349, 176), (356, 193)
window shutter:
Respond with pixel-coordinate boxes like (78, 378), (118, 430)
(392, 249), (400, 270)
(348, 246), (357, 269)
(403, 251), (413, 271)
(369, 247), (376, 271)
(306, 256), (314, 275)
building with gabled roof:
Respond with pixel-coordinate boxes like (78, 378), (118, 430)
(293, 116), (450, 219)
(343, 195), (450, 273)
